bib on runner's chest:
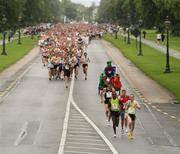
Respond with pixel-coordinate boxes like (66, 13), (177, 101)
(111, 98), (119, 111)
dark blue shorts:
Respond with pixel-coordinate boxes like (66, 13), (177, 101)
(119, 110), (125, 118)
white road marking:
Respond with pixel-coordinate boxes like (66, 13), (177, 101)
(170, 116), (177, 119)
(67, 138), (103, 142)
(65, 146), (110, 151)
(72, 99), (118, 154)
(68, 134), (100, 138)
(68, 128), (93, 131)
(66, 141), (107, 146)
(14, 122), (28, 146)
(68, 131), (97, 134)
(58, 71), (75, 154)
(0, 64), (33, 102)
(68, 124), (91, 128)
(58, 70), (118, 154)
(70, 118), (85, 120)
(64, 151), (101, 154)
(137, 118), (154, 145)
(143, 103), (177, 147)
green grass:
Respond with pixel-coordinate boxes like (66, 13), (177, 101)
(143, 29), (180, 51)
(0, 34), (2, 40)
(0, 36), (38, 72)
(104, 34), (180, 101)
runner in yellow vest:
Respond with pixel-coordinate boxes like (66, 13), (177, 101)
(126, 94), (141, 139)
(110, 92), (121, 138)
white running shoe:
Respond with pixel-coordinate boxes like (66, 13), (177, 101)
(114, 134), (116, 138)
(125, 128), (128, 133)
(121, 129), (124, 135)
(106, 121), (111, 126)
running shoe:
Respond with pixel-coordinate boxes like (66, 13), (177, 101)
(128, 131), (131, 137)
(125, 128), (128, 133)
(114, 134), (116, 138)
(106, 121), (110, 126)
(128, 131), (133, 139)
(121, 129), (124, 135)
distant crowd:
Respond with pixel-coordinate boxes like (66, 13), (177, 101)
(38, 23), (104, 88)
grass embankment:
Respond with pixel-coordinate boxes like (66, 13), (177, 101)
(143, 29), (180, 51)
(104, 34), (180, 101)
(0, 36), (38, 71)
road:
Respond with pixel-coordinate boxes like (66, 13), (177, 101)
(0, 39), (180, 154)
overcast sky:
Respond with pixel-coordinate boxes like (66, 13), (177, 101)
(71, 0), (100, 7)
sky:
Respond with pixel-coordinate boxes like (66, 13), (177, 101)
(71, 0), (101, 7)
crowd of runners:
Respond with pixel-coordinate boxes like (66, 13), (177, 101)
(38, 23), (140, 140)
(39, 23), (103, 88)
(98, 61), (141, 139)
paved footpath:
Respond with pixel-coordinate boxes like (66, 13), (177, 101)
(0, 45), (39, 97)
(129, 34), (180, 59)
(0, 39), (180, 154)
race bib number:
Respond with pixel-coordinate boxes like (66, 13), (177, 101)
(106, 92), (112, 98)
(111, 103), (119, 110)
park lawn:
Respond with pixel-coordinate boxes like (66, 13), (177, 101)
(0, 34), (2, 40)
(143, 29), (180, 51)
(104, 34), (180, 101)
(0, 36), (38, 72)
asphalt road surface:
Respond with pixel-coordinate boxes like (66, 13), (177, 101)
(0, 40), (180, 154)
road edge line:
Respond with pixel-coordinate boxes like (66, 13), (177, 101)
(58, 71), (75, 154)
(71, 99), (118, 154)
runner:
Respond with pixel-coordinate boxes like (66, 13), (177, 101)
(119, 89), (130, 134)
(112, 73), (122, 95)
(126, 94), (141, 139)
(103, 86), (112, 126)
(110, 92), (121, 138)
(98, 73), (106, 95)
(59, 57), (65, 80)
(38, 23), (102, 82)
(47, 56), (54, 80)
(40, 46), (48, 67)
(81, 52), (90, 80)
(64, 59), (71, 88)
(104, 61), (115, 86)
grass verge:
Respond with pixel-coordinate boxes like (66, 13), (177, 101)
(0, 36), (38, 72)
(104, 34), (180, 101)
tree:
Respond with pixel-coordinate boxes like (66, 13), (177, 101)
(97, 0), (180, 35)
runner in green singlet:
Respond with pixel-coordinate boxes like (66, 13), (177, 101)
(110, 92), (121, 138)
